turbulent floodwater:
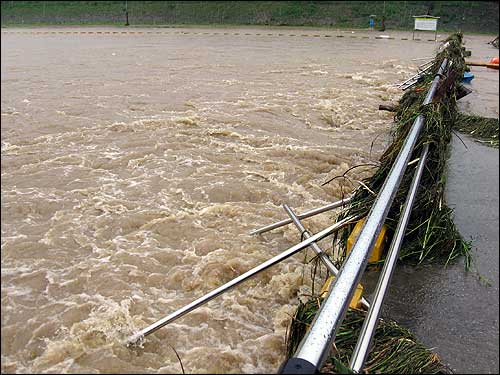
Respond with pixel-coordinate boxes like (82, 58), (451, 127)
(2, 27), (442, 373)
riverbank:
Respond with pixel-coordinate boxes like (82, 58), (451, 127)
(1, 1), (499, 34)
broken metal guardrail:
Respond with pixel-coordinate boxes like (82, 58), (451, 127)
(249, 197), (352, 236)
(283, 204), (370, 310)
(279, 58), (448, 374)
(126, 214), (358, 347)
(397, 62), (434, 90)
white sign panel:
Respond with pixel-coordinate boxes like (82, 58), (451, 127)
(414, 18), (438, 31)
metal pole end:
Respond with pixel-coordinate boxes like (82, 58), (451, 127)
(125, 332), (144, 348)
(279, 358), (319, 374)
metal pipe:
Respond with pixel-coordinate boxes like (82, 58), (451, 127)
(396, 63), (433, 88)
(249, 197), (352, 236)
(349, 144), (429, 373)
(418, 60), (434, 69)
(412, 56), (434, 61)
(283, 204), (370, 310)
(401, 81), (420, 91)
(396, 73), (420, 88)
(401, 60), (442, 90)
(126, 214), (358, 347)
(280, 59), (447, 373)
(401, 63), (436, 91)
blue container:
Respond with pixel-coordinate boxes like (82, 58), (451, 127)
(462, 71), (474, 84)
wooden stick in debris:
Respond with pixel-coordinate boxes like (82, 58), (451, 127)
(465, 61), (499, 69)
(378, 104), (398, 112)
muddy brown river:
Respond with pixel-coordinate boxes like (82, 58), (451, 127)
(1, 27), (496, 373)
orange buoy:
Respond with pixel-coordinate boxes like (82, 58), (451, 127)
(490, 57), (499, 65)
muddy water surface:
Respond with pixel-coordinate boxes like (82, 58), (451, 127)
(2, 27), (450, 373)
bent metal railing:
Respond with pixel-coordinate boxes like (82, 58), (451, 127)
(126, 195), (356, 346)
(279, 58), (448, 374)
(126, 213), (358, 346)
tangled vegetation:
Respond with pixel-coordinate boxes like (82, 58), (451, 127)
(332, 32), (472, 270)
(287, 299), (452, 374)
(453, 113), (499, 147)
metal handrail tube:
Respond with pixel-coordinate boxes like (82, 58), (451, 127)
(126, 214), (357, 347)
(418, 60), (434, 69)
(283, 204), (370, 310)
(249, 197), (352, 235)
(396, 63), (433, 88)
(280, 59), (447, 373)
(349, 144), (429, 373)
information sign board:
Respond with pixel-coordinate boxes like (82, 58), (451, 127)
(414, 17), (438, 31)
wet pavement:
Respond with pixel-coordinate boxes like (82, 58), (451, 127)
(372, 133), (499, 374)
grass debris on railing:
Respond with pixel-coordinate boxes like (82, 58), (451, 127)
(330, 32), (473, 271)
(286, 298), (452, 374)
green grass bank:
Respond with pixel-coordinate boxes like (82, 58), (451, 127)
(1, 1), (499, 34)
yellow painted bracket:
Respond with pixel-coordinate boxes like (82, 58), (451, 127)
(347, 218), (387, 264)
(320, 276), (364, 309)
(311, 217), (387, 313)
